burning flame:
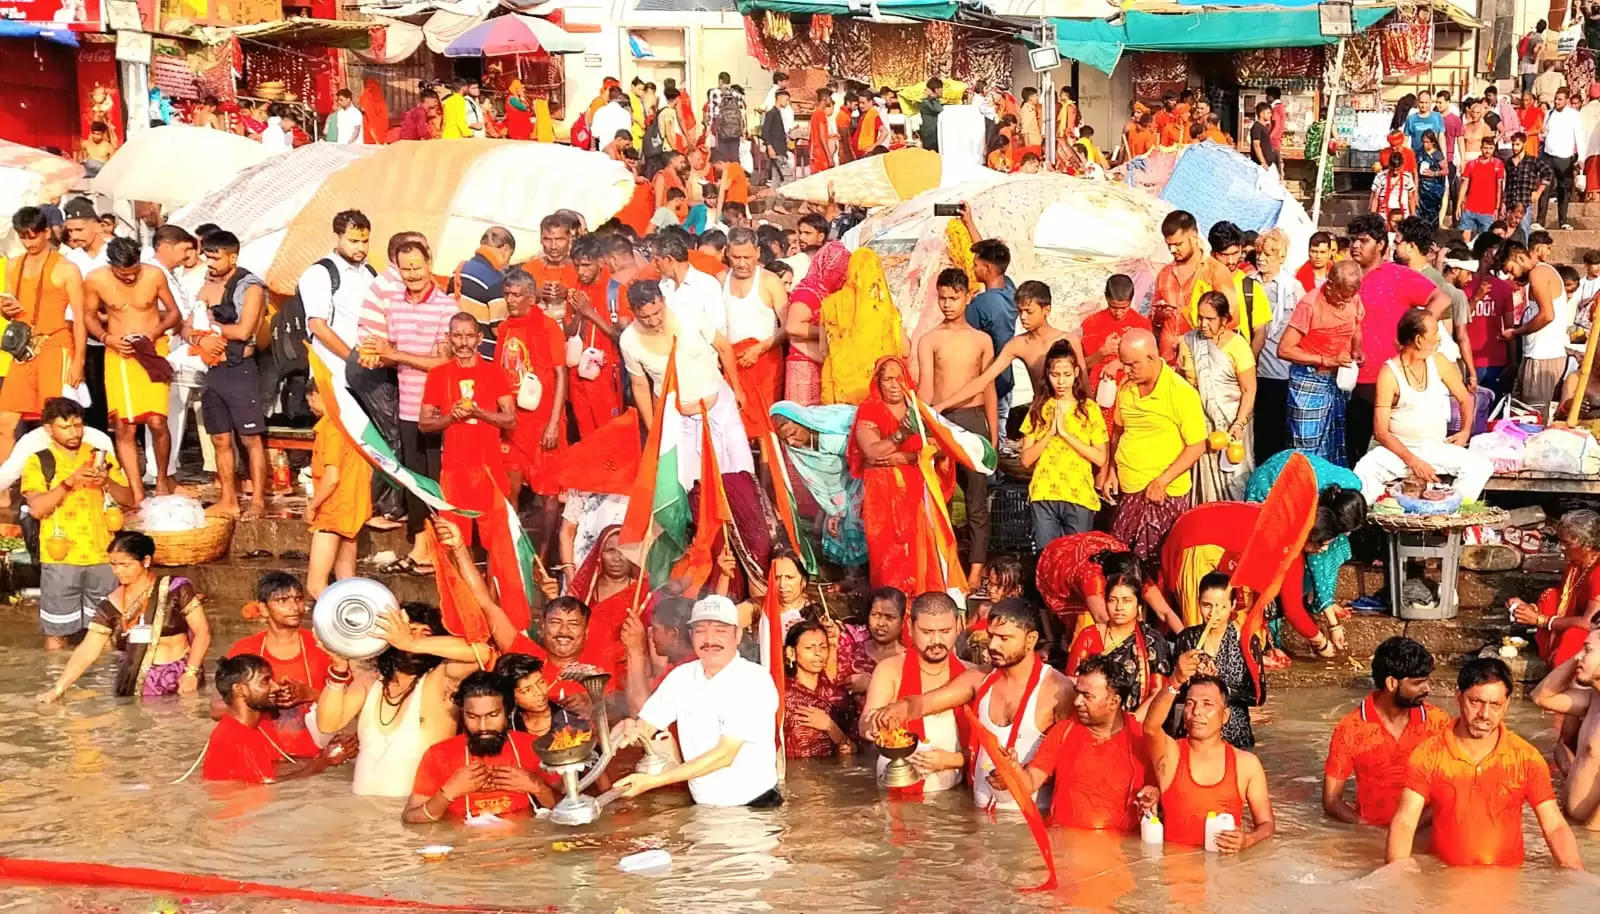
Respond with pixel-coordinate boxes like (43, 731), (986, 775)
(548, 726), (594, 751)
(876, 727), (915, 750)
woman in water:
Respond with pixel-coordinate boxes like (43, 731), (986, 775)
(1066, 564), (1172, 719)
(1169, 572), (1263, 748)
(38, 531), (211, 702)
(783, 619), (857, 759)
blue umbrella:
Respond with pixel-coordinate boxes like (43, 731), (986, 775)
(443, 13), (584, 58)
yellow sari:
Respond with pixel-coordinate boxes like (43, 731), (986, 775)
(821, 247), (906, 406)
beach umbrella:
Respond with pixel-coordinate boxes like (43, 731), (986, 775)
(264, 139), (635, 295)
(442, 13), (584, 57)
(778, 148), (1001, 209)
(90, 125), (279, 208)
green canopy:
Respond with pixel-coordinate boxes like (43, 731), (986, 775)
(1052, 6), (1394, 75)
(737, 0), (959, 18)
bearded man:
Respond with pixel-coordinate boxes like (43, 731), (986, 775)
(404, 670), (556, 822)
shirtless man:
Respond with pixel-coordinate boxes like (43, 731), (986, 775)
(933, 280), (1084, 418)
(1532, 628), (1600, 829)
(866, 598), (1076, 810)
(919, 268), (996, 581)
(82, 237), (179, 504)
(80, 121), (117, 165)
(1144, 655), (1276, 851)
(860, 591), (966, 795)
(195, 231), (269, 517)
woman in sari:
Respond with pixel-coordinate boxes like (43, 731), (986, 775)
(1416, 131), (1447, 227)
(848, 356), (955, 597)
(503, 79), (534, 140)
(1512, 509), (1600, 666)
(565, 525), (639, 671)
(770, 400), (866, 568)
(822, 247), (908, 406)
(1065, 563), (1172, 720)
(358, 77), (389, 144)
(786, 243), (851, 407)
(37, 532), (211, 702)
(1177, 291), (1256, 503)
(784, 619), (857, 758)
(1168, 571), (1263, 748)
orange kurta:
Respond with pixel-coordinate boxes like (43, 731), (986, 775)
(310, 417), (373, 539)
(568, 272), (629, 437)
(0, 249), (74, 417)
(497, 311), (568, 495)
(810, 108), (834, 171)
(856, 108), (883, 155)
(722, 162), (750, 206)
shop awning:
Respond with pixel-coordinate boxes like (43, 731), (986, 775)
(975, 0), (1118, 16)
(1052, 5), (1395, 74)
(231, 17), (377, 49)
(734, 0), (962, 20)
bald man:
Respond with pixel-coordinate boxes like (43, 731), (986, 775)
(1098, 328), (1207, 570)
(1276, 260), (1363, 464)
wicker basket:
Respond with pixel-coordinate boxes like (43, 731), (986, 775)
(137, 515), (236, 566)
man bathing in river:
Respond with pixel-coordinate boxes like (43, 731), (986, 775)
(860, 592), (966, 795)
(1532, 628), (1600, 830)
(405, 671), (557, 823)
(1323, 637), (1448, 826)
(81, 237), (180, 505)
(867, 598), (1076, 810)
(1388, 658), (1583, 868)
(204, 654), (355, 784)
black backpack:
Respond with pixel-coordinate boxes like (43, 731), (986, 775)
(271, 258), (375, 371)
(642, 114), (665, 161)
(714, 94), (745, 141)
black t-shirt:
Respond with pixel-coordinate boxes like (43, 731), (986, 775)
(1250, 121), (1278, 166)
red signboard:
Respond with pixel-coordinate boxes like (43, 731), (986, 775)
(0, 0), (104, 30)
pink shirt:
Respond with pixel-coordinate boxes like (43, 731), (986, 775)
(1356, 262), (1439, 384)
(357, 269), (457, 421)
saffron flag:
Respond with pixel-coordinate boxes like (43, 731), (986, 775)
(960, 706), (1058, 891)
(619, 344), (692, 587)
(423, 524), (490, 646)
(485, 477), (537, 634)
(306, 347), (470, 517)
(1229, 451), (1318, 701)
(548, 407), (643, 496)
(902, 391), (975, 594)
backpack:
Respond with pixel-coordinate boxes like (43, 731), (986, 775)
(1239, 273), (1261, 338)
(271, 258), (375, 372)
(641, 114), (665, 160)
(714, 94), (744, 141)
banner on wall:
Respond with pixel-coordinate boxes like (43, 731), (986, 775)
(2, 0), (104, 29)
(76, 42), (124, 141)
(156, 0), (279, 29)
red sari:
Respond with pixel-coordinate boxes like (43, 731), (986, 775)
(1537, 560), (1600, 665)
(566, 525), (638, 672)
(497, 311), (568, 495)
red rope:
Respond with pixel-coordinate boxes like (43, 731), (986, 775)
(0, 856), (551, 912)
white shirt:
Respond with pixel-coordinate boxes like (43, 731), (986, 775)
(299, 251), (375, 354)
(261, 117), (291, 152)
(1524, 262), (1577, 360)
(661, 266), (727, 332)
(327, 106), (365, 144)
(620, 310), (724, 404)
(591, 103), (633, 151)
(63, 244), (107, 346)
(639, 655), (778, 806)
(1543, 106), (1586, 159)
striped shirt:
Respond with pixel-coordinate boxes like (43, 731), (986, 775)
(357, 269), (456, 421)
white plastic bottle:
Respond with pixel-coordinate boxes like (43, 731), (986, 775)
(1203, 811), (1236, 852)
(1140, 813), (1164, 845)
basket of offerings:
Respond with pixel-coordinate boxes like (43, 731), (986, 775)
(127, 497), (236, 566)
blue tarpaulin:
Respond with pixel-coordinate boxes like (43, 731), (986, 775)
(1051, 5), (1394, 74)
(0, 21), (79, 46)
(1158, 140), (1283, 234)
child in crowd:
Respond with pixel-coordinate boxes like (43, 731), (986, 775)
(306, 387), (371, 597)
(1019, 339), (1108, 544)
(765, 260), (795, 294)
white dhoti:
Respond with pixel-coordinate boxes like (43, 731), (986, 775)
(1353, 441), (1494, 503)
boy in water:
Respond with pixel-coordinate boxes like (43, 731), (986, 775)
(918, 268), (996, 583)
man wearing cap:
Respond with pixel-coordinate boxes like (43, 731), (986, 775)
(609, 595), (781, 807)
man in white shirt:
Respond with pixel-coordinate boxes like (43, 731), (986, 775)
(143, 224), (218, 483)
(260, 110), (292, 152)
(591, 91), (633, 153)
(325, 88), (365, 144)
(1541, 86), (1586, 230)
(651, 233), (725, 330)
(611, 595), (781, 807)
(301, 209), (376, 364)
(61, 199), (111, 429)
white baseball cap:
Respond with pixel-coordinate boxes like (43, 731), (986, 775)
(689, 594), (739, 626)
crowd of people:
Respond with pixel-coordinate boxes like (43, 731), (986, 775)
(15, 60), (1600, 881)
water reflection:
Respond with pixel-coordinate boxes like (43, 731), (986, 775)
(3, 621), (1600, 912)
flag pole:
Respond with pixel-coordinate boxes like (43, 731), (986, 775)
(627, 525), (653, 617)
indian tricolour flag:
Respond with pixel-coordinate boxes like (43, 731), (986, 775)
(485, 484), (538, 631)
(906, 391), (997, 593)
(620, 344), (692, 587)
(307, 347), (467, 516)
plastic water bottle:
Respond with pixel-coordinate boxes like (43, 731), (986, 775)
(1203, 811), (1236, 852)
(1140, 813), (1164, 845)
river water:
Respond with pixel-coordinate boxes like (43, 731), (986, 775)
(3, 618), (1599, 913)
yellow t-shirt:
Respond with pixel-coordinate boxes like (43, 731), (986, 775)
(1114, 365), (1207, 497)
(1179, 331), (1257, 390)
(440, 94), (473, 138)
(21, 443), (128, 566)
(1187, 269), (1273, 338)
(1020, 398), (1107, 510)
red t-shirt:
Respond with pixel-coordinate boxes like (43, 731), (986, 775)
(1031, 714), (1152, 830)
(1080, 308), (1152, 389)
(1324, 694), (1451, 825)
(508, 632), (624, 704)
(202, 715), (290, 783)
(1287, 287), (1364, 361)
(1356, 263), (1439, 384)
(422, 358), (513, 457)
(1461, 157), (1504, 216)
(1465, 276), (1515, 368)
(1402, 724), (1556, 866)
(226, 630), (332, 691)
(411, 731), (545, 819)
